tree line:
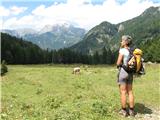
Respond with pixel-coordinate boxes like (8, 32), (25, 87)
(1, 33), (117, 65)
(2, 33), (159, 65)
(140, 37), (160, 62)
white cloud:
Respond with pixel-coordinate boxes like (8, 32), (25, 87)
(2, 15), (38, 29)
(10, 6), (27, 15)
(2, 0), (160, 30)
(0, 6), (10, 16)
(2, 17), (17, 29)
(0, 19), (3, 29)
(0, 6), (27, 17)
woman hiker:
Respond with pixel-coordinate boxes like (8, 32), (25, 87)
(116, 35), (135, 117)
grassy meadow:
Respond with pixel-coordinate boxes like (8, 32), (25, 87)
(1, 64), (160, 120)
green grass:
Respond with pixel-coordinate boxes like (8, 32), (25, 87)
(1, 64), (160, 120)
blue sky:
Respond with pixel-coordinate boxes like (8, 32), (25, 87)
(0, 0), (160, 30)
(2, 0), (160, 6)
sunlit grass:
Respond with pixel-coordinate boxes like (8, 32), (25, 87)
(1, 64), (159, 119)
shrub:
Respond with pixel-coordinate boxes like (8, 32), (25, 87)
(1, 60), (8, 76)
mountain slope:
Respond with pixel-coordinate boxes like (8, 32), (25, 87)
(70, 6), (160, 55)
(116, 6), (160, 45)
(70, 22), (118, 55)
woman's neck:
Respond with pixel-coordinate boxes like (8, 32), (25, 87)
(124, 45), (129, 48)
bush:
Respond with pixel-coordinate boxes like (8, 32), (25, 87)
(1, 60), (8, 76)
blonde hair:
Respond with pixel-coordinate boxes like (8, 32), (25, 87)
(122, 35), (132, 46)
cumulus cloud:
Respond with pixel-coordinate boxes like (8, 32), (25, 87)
(2, 0), (160, 30)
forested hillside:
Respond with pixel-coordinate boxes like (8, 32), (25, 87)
(1, 33), (51, 64)
(140, 37), (160, 62)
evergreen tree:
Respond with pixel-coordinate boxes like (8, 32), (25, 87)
(102, 47), (108, 64)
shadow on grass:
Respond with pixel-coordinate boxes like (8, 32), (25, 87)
(134, 103), (152, 114)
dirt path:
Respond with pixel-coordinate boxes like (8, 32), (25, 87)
(136, 108), (160, 120)
(127, 107), (160, 120)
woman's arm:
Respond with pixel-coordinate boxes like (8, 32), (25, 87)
(116, 53), (123, 67)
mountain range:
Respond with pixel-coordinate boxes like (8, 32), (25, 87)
(1, 23), (86, 50)
(1, 6), (160, 54)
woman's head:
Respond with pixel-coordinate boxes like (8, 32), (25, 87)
(120, 35), (132, 48)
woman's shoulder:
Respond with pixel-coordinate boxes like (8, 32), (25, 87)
(119, 48), (129, 54)
(119, 48), (125, 52)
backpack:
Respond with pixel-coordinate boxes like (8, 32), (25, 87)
(123, 48), (145, 75)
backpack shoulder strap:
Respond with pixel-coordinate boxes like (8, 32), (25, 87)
(128, 47), (135, 54)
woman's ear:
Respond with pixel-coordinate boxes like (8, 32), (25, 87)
(124, 40), (129, 46)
